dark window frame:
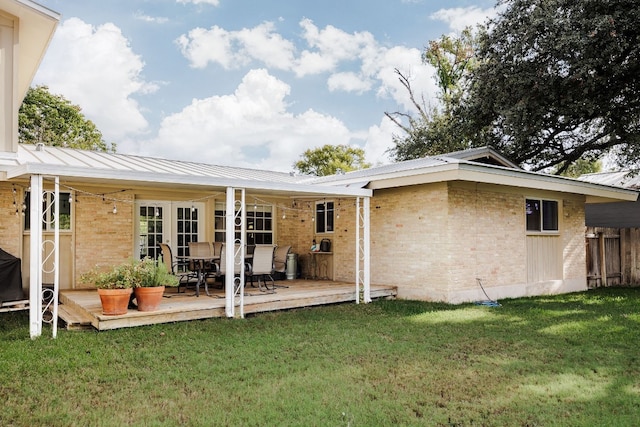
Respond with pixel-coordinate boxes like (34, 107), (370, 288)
(526, 198), (559, 233)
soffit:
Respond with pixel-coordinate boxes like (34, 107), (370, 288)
(0, 0), (60, 99)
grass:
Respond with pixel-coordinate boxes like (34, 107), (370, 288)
(1, 287), (640, 426)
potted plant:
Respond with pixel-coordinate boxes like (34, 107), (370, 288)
(132, 257), (179, 312)
(81, 262), (135, 316)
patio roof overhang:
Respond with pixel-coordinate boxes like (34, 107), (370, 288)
(2, 144), (372, 198)
(5, 162), (372, 198)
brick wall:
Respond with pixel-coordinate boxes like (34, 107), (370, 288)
(369, 183), (450, 299)
(0, 183), (24, 257)
(446, 183), (526, 294)
(562, 196), (587, 280)
(74, 189), (134, 285)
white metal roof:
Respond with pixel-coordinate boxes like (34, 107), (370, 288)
(306, 151), (638, 203)
(2, 144), (637, 203)
(1, 144), (372, 198)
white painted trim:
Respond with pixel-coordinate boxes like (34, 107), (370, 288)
(363, 197), (370, 303)
(225, 188), (234, 317)
(28, 174), (41, 338)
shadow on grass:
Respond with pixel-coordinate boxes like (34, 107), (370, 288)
(372, 287), (640, 425)
(1, 287), (639, 426)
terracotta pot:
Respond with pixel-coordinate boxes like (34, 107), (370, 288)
(97, 288), (133, 316)
(134, 286), (165, 312)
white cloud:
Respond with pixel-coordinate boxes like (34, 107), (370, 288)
(363, 116), (397, 166)
(176, 22), (296, 71)
(327, 72), (372, 93)
(33, 18), (154, 141)
(295, 19), (377, 77)
(370, 46), (439, 113)
(134, 69), (352, 172)
(430, 6), (498, 32)
(133, 11), (169, 24)
(176, 0), (220, 6)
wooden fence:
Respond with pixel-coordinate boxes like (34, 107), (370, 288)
(586, 227), (640, 287)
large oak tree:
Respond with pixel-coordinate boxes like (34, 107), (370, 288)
(386, 29), (479, 161)
(458, 0), (640, 173)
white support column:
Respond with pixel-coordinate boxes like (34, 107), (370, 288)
(355, 197), (371, 304)
(51, 178), (60, 337)
(233, 189), (246, 319)
(225, 187), (235, 317)
(224, 187), (246, 318)
(363, 196), (371, 303)
(29, 175), (43, 339)
(355, 198), (361, 304)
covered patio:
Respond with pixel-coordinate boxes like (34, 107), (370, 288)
(58, 279), (397, 331)
(4, 144), (374, 338)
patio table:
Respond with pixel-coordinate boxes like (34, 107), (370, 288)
(177, 255), (219, 297)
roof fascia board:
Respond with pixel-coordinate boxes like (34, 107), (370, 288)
(322, 162), (459, 188)
(6, 163), (372, 197)
(345, 161), (636, 202)
(455, 163), (638, 202)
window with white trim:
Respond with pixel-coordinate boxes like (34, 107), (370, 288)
(526, 199), (558, 232)
(315, 200), (334, 234)
(214, 201), (273, 245)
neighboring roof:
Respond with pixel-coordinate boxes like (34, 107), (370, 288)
(0, 144), (371, 198)
(307, 148), (638, 204)
(0, 0), (60, 100)
(578, 171), (640, 190)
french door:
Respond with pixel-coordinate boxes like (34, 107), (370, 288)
(136, 201), (205, 260)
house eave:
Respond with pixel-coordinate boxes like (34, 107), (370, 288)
(1, 0), (60, 99)
(5, 163), (373, 198)
(347, 162), (637, 203)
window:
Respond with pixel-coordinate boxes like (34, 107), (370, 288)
(526, 199), (558, 232)
(247, 205), (273, 245)
(214, 201), (273, 245)
(24, 191), (72, 231)
(315, 201), (334, 234)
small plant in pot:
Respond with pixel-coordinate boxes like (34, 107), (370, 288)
(132, 257), (179, 312)
(81, 262), (135, 316)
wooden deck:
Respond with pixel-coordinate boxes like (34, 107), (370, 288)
(58, 280), (397, 331)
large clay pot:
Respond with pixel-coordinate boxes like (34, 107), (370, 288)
(134, 286), (165, 312)
(97, 288), (133, 315)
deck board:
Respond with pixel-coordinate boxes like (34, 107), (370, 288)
(59, 280), (397, 331)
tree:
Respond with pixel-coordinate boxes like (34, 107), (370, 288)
(386, 28), (479, 161)
(19, 85), (114, 152)
(552, 158), (602, 178)
(293, 144), (370, 176)
(456, 0), (640, 174)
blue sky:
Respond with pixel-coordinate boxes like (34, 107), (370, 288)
(34, 0), (498, 172)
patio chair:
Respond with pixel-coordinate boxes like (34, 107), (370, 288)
(188, 241), (218, 291)
(246, 245), (276, 293)
(212, 241), (223, 257)
(215, 244), (250, 292)
(273, 244), (291, 287)
(158, 243), (196, 293)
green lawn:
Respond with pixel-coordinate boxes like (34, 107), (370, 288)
(1, 287), (639, 426)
